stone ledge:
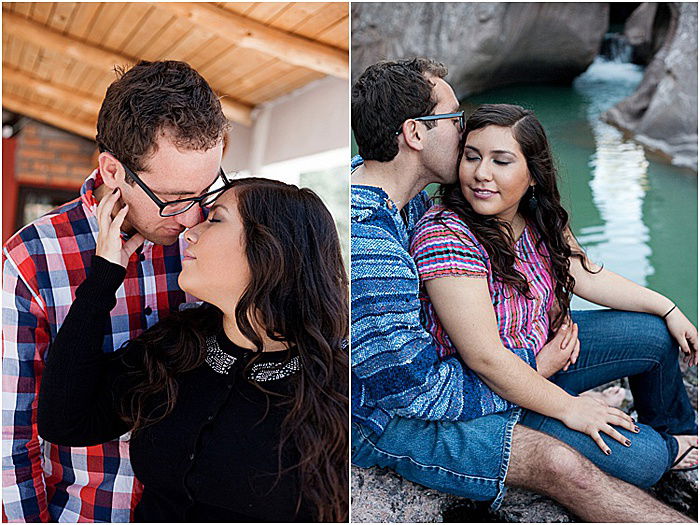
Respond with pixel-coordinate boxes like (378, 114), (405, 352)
(351, 465), (697, 522)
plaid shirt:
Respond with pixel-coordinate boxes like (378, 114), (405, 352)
(2, 170), (197, 522)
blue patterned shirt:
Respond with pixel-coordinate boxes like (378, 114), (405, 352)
(351, 157), (488, 434)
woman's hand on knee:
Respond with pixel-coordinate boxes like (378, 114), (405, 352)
(561, 396), (639, 455)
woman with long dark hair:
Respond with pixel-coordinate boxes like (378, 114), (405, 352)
(38, 177), (348, 522)
(409, 104), (697, 487)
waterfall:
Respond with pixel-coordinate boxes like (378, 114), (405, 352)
(599, 32), (634, 63)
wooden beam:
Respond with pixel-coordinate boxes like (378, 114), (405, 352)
(4, 66), (102, 115)
(157, 3), (349, 79)
(2, 93), (97, 139)
(2, 9), (253, 126)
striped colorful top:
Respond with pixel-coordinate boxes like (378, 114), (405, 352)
(410, 204), (555, 362)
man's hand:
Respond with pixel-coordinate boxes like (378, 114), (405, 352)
(536, 321), (580, 378)
(95, 188), (145, 268)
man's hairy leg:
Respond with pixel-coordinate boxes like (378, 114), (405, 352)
(505, 424), (690, 523)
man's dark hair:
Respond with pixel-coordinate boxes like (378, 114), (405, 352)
(96, 60), (229, 174)
(351, 58), (448, 162)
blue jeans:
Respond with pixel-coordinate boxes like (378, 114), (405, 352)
(352, 409), (521, 510)
(352, 310), (695, 507)
(521, 309), (696, 474)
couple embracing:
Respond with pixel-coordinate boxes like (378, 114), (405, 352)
(351, 58), (697, 521)
(3, 60), (347, 522)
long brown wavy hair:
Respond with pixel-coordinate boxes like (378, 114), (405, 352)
(116, 177), (349, 522)
(438, 104), (597, 331)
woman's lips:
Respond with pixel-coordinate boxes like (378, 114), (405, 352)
(470, 187), (499, 199)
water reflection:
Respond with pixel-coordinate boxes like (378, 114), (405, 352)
(572, 58), (651, 307)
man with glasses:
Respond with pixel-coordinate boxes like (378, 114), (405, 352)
(350, 58), (688, 522)
(3, 60), (229, 522)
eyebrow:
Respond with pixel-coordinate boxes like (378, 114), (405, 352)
(151, 170), (222, 197)
(209, 203), (229, 214)
(465, 145), (516, 156)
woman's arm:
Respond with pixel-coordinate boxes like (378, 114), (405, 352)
(567, 231), (697, 365)
(37, 256), (134, 445)
(38, 190), (147, 446)
(425, 275), (638, 453)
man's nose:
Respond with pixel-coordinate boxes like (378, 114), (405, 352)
(173, 206), (203, 229)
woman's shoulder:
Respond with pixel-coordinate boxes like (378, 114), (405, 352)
(413, 204), (480, 245)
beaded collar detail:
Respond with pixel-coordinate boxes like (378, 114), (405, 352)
(204, 335), (300, 381)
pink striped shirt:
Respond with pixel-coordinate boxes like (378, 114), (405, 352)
(410, 205), (555, 360)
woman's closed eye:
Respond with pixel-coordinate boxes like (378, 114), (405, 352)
(493, 159), (511, 166)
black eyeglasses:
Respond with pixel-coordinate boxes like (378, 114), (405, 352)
(101, 149), (233, 217)
(395, 110), (465, 135)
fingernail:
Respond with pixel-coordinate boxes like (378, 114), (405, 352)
(605, 449), (611, 455)
(634, 426), (640, 433)
(112, 188), (118, 194)
(625, 439), (631, 447)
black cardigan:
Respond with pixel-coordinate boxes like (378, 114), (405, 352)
(37, 256), (313, 522)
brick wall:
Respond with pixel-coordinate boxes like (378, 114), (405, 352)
(15, 119), (97, 190)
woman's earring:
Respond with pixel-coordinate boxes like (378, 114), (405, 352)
(528, 186), (538, 211)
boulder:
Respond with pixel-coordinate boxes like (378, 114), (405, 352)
(623, 3), (670, 65)
(604, 3), (698, 171)
(351, 3), (609, 98)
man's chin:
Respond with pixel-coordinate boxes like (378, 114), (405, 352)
(144, 231), (182, 246)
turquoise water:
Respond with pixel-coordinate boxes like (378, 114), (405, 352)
(463, 58), (698, 325)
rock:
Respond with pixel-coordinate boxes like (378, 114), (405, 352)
(623, 3), (670, 65)
(350, 466), (463, 522)
(604, 3), (698, 172)
(351, 3), (609, 98)
(652, 470), (698, 520)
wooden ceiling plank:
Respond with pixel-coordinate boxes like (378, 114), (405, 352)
(243, 71), (318, 105)
(46, 2), (78, 34)
(181, 36), (230, 71)
(194, 41), (237, 77)
(103, 3), (153, 52)
(4, 10), (252, 126)
(138, 15), (190, 60)
(4, 66), (102, 114)
(127, 13), (176, 58)
(245, 3), (289, 23)
(85, 2), (129, 49)
(196, 44), (265, 84)
(29, 2), (55, 26)
(64, 2), (103, 40)
(293, 3), (348, 39)
(213, 51), (278, 91)
(235, 62), (309, 102)
(157, 26), (212, 62)
(218, 3), (256, 16)
(156, 3), (348, 79)
(11, 3), (32, 17)
(314, 16), (348, 49)
(267, 3), (325, 33)
(3, 92), (97, 139)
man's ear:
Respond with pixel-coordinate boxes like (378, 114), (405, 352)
(98, 152), (125, 190)
(399, 120), (425, 153)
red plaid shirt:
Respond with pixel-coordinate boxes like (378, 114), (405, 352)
(2, 170), (198, 522)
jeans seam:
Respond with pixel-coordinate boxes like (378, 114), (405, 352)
(555, 357), (661, 376)
(355, 423), (501, 484)
(491, 408), (521, 510)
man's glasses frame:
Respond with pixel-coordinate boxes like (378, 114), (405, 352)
(395, 110), (465, 135)
(100, 148), (233, 217)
